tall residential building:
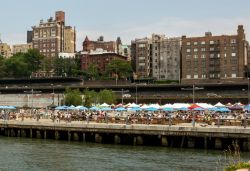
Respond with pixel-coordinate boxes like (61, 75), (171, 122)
(0, 43), (12, 58)
(82, 36), (117, 53)
(12, 43), (33, 54)
(131, 37), (152, 78)
(181, 25), (248, 84)
(152, 34), (181, 81)
(31, 11), (75, 58)
(64, 26), (76, 53)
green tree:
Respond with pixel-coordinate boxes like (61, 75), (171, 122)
(86, 64), (99, 80)
(83, 89), (98, 107)
(105, 59), (132, 79)
(64, 88), (82, 106)
(23, 49), (44, 73)
(99, 89), (116, 104)
(4, 53), (30, 77)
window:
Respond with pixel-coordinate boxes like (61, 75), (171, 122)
(194, 42), (198, 45)
(224, 53), (227, 57)
(209, 74), (215, 78)
(201, 48), (206, 52)
(186, 42), (191, 46)
(201, 54), (206, 58)
(210, 54), (215, 58)
(186, 55), (191, 59)
(194, 48), (198, 52)
(231, 39), (236, 44)
(232, 73), (237, 78)
(217, 54), (220, 58)
(139, 63), (145, 66)
(155, 47), (157, 50)
(209, 41), (214, 44)
(139, 44), (145, 48)
(194, 61), (198, 66)
(194, 54), (198, 59)
(186, 49), (191, 53)
(231, 52), (236, 57)
(155, 53), (157, 56)
(194, 74), (198, 79)
(210, 47), (214, 51)
(201, 41), (206, 45)
(186, 75), (191, 79)
(201, 74), (206, 78)
(186, 61), (191, 66)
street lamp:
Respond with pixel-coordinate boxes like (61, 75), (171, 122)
(181, 84), (204, 104)
(121, 88), (124, 105)
(51, 84), (55, 105)
(24, 88), (42, 116)
(181, 84), (204, 127)
(135, 84), (138, 104)
(248, 78), (249, 105)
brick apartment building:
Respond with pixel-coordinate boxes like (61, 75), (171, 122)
(80, 49), (127, 74)
(181, 25), (248, 84)
(31, 11), (75, 58)
(82, 36), (117, 53)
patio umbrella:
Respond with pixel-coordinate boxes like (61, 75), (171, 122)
(89, 106), (99, 111)
(115, 107), (127, 111)
(145, 107), (158, 111)
(127, 107), (141, 111)
(163, 108), (174, 112)
(79, 106), (88, 111)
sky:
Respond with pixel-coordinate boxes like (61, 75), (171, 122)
(1, 0), (250, 51)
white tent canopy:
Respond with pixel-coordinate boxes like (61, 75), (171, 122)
(214, 102), (225, 108)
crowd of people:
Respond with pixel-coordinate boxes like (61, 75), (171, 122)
(0, 107), (249, 127)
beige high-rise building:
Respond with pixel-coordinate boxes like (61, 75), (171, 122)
(31, 11), (76, 58)
(0, 43), (12, 58)
(12, 43), (33, 54)
(64, 26), (76, 53)
(152, 34), (181, 81)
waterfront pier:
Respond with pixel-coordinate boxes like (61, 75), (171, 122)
(0, 120), (250, 151)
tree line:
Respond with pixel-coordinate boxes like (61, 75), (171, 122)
(0, 49), (133, 80)
(64, 88), (116, 106)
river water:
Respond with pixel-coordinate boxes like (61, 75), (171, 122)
(0, 136), (249, 171)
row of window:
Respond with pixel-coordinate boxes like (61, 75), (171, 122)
(185, 39), (237, 46)
(186, 53), (236, 59)
(186, 73), (237, 79)
(186, 47), (236, 53)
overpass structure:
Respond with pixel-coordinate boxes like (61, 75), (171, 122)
(0, 78), (248, 104)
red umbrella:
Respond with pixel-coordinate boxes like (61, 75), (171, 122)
(188, 104), (202, 110)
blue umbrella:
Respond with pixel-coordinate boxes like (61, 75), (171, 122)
(176, 107), (189, 111)
(89, 106), (99, 111)
(244, 105), (250, 111)
(55, 106), (68, 110)
(145, 107), (158, 111)
(66, 105), (76, 110)
(193, 107), (204, 111)
(101, 107), (112, 111)
(128, 107), (142, 111)
(163, 108), (174, 112)
(115, 107), (127, 111)
(79, 106), (88, 111)
(216, 108), (230, 112)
